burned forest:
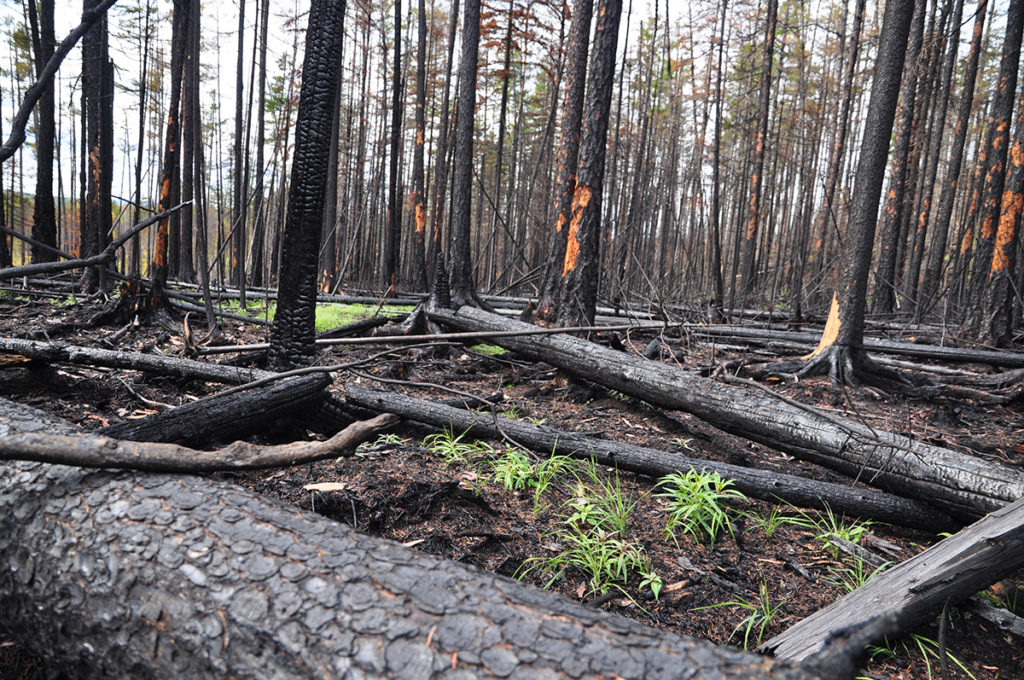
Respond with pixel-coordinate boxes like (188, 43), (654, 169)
(1, 0), (1023, 678)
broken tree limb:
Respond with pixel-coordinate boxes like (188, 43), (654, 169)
(100, 373), (332, 445)
(428, 306), (1024, 521)
(0, 399), (813, 679)
(344, 385), (953, 530)
(0, 203), (189, 281)
(0, 413), (397, 472)
(760, 495), (1024, 663)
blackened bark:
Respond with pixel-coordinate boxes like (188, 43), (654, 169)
(556, 0), (623, 327)
(251, 0), (270, 288)
(178, 0), (198, 284)
(448, 0), (482, 306)
(536, 0), (593, 323)
(904, 0), (963, 307)
(965, 0), (1024, 332)
(709, 0), (729, 315)
(738, 0), (778, 299)
(29, 0), (57, 264)
(79, 0), (113, 294)
(231, 0), (248, 301)
(148, 0), (189, 307)
(825, 0), (915, 378)
(922, 0), (988, 310)
(0, 94), (8, 268)
(981, 84), (1024, 344)
(269, 0), (347, 369)
(383, 0), (403, 294)
(409, 0), (428, 291)
(871, 1), (924, 314)
(427, 0), (458, 276)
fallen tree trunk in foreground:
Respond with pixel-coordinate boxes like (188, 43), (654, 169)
(101, 374), (332, 445)
(345, 385), (952, 530)
(428, 307), (1024, 521)
(761, 495), (1024, 663)
(0, 399), (814, 679)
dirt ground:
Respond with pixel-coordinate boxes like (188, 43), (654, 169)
(1, 293), (1022, 679)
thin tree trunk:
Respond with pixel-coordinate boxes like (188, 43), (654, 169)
(383, 0), (403, 294)
(231, 0), (248, 305)
(408, 0), (428, 290)
(28, 0), (56, 264)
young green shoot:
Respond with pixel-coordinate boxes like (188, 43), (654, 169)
(656, 469), (745, 546)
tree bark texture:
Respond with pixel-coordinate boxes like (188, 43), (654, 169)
(28, 0), (57, 264)
(965, 0), (1024, 331)
(448, 0), (482, 306)
(922, 0), (988, 307)
(383, 0), (403, 293)
(344, 384), (953, 530)
(738, 0), (778, 299)
(762, 495), (1024, 663)
(269, 0), (347, 369)
(428, 306), (1024, 521)
(0, 398), (813, 680)
(557, 0), (623, 327)
(871, 0), (924, 315)
(536, 0), (593, 323)
(99, 374), (332, 446)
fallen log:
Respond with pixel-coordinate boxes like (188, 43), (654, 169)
(760, 495), (1024, 663)
(428, 307), (1024, 521)
(345, 385), (952, 531)
(100, 374), (333, 446)
(0, 399), (814, 679)
(696, 325), (1024, 368)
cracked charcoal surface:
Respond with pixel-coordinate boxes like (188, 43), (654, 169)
(0, 398), (815, 679)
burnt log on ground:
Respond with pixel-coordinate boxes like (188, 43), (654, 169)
(0, 398), (817, 679)
(345, 385), (953, 531)
(100, 374), (332, 445)
(428, 307), (1024, 521)
(695, 325), (1024, 369)
(761, 495), (1024, 663)
(0, 336), (354, 434)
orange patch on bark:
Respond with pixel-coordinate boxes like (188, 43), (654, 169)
(561, 185), (593, 276)
(415, 201), (427, 234)
(804, 293), (840, 360)
(991, 190), (1022, 274)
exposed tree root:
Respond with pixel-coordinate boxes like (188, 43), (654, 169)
(767, 344), (921, 392)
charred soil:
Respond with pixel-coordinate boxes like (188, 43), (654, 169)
(1, 294), (1022, 679)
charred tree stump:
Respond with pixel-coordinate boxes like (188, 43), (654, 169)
(761, 495), (1024, 664)
(0, 398), (814, 679)
(345, 385), (952, 531)
(427, 307), (1024, 521)
(100, 374), (331, 446)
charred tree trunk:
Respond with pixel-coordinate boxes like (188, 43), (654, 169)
(556, 0), (622, 327)
(79, 0), (113, 295)
(250, 0), (270, 289)
(231, 0), (248, 304)
(148, 0), (189, 309)
(448, 0), (482, 306)
(536, 0), (593, 323)
(871, 0), (924, 315)
(980, 84), (1024, 345)
(921, 0), (988, 311)
(964, 0), (1024, 332)
(100, 374), (331, 446)
(427, 0), (458, 279)
(268, 0), (348, 369)
(409, 0), (428, 291)
(0, 398), (813, 679)
(383, 0), (403, 294)
(427, 306), (1024, 522)
(28, 0), (57, 264)
(738, 0), (778, 301)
